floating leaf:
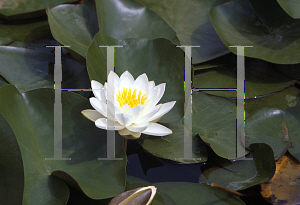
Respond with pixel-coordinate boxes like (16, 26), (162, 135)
(132, 0), (231, 64)
(193, 53), (237, 70)
(245, 109), (289, 160)
(0, 85), (126, 204)
(96, 0), (179, 44)
(0, 37), (11, 45)
(0, 46), (90, 97)
(0, 19), (50, 45)
(283, 106), (300, 161)
(210, 0), (300, 64)
(192, 92), (248, 159)
(138, 120), (208, 163)
(126, 176), (245, 204)
(0, 114), (24, 205)
(261, 153), (300, 205)
(47, 0), (99, 58)
(277, 0), (300, 19)
(86, 31), (184, 123)
(193, 58), (297, 98)
(246, 107), (300, 161)
(245, 86), (300, 115)
(0, 0), (76, 20)
(199, 143), (276, 190)
(155, 182), (245, 205)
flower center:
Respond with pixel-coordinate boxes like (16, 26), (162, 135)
(116, 87), (148, 108)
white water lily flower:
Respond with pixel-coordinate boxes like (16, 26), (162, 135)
(81, 71), (176, 139)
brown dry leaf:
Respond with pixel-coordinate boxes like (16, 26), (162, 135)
(261, 153), (300, 205)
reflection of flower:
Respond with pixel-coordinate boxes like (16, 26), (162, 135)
(81, 71), (176, 139)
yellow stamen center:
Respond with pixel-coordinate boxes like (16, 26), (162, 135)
(116, 87), (148, 108)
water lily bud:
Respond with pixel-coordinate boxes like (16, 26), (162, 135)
(81, 70), (176, 139)
(108, 186), (157, 205)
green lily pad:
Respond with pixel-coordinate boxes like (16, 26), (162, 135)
(155, 182), (245, 205)
(7, 39), (66, 53)
(277, 0), (300, 19)
(126, 176), (245, 205)
(86, 31), (184, 123)
(193, 58), (297, 98)
(210, 0), (300, 64)
(47, 0), (99, 58)
(282, 106), (300, 161)
(246, 107), (300, 161)
(199, 143), (276, 190)
(0, 0), (76, 20)
(132, 0), (231, 64)
(138, 120), (208, 163)
(245, 108), (289, 160)
(0, 37), (11, 45)
(0, 85), (126, 204)
(193, 53), (237, 70)
(245, 86), (300, 114)
(0, 46), (90, 97)
(0, 114), (24, 205)
(192, 92), (249, 159)
(0, 19), (50, 45)
(96, 0), (178, 44)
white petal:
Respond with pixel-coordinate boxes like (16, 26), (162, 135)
(144, 83), (166, 110)
(91, 80), (103, 89)
(104, 83), (108, 99)
(114, 100), (122, 109)
(148, 81), (155, 91)
(99, 90), (107, 103)
(148, 101), (176, 122)
(126, 122), (149, 132)
(120, 104), (131, 113)
(89, 97), (107, 117)
(95, 118), (124, 130)
(118, 128), (131, 135)
(115, 113), (134, 127)
(107, 71), (120, 88)
(133, 73), (149, 94)
(106, 107), (116, 121)
(130, 131), (141, 139)
(107, 99), (122, 116)
(119, 71), (134, 88)
(118, 128), (141, 139)
(91, 80), (106, 102)
(128, 104), (145, 121)
(105, 82), (116, 102)
(142, 123), (172, 136)
(152, 83), (166, 105)
(81, 109), (104, 122)
(136, 104), (161, 124)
